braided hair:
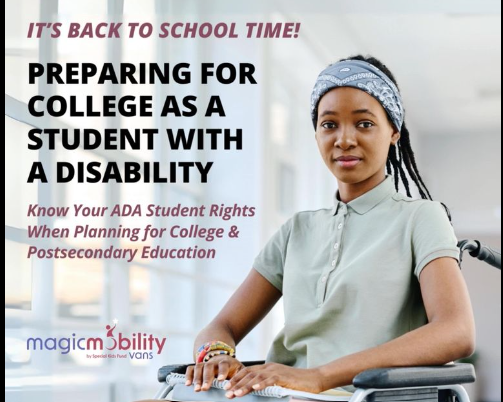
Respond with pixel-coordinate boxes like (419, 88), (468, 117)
(338, 55), (452, 222)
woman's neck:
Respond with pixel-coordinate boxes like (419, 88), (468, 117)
(337, 171), (387, 204)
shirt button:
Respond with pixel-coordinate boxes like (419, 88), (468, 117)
(331, 260), (336, 267)
(338, 223), (343, 230)
(334, 243), (340, 250)
(321, 276), (327, 283)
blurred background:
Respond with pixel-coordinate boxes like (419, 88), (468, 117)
(4, 0), (501, 401)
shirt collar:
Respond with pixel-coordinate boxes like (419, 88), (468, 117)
(332, 175), (397, 216)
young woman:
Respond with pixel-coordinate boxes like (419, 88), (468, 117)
(141, 55), (475, 401)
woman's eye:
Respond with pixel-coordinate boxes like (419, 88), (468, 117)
(358, 121), (374, 129)
(321, 122), (337, 130)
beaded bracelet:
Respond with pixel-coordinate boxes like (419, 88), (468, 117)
(203, 350), (232, 363)
(196, 341), (236, 364)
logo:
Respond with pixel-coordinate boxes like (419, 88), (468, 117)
(26, 319), (167, 360)
(340, 67), (351, 72)
(106, 319), (118, 338)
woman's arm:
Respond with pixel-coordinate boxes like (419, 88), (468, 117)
(315, 256), (476, 389)
(187, 268), (282, 390)
(193, 268), (282, 356)
(225, 256), (475, 396)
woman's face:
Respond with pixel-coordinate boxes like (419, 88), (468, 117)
(315, 87), (400, 185)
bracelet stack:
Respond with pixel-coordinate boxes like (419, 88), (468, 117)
(196, 341), (236, 363)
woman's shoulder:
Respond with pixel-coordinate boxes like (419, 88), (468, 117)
(391, 193), (450, 223)
(391, 192), (444, 210)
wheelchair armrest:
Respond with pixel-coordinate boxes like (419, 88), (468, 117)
(158, 360), (266, 383)
(353, 363), (476, 389)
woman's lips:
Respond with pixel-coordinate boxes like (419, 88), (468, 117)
(335, 158), (361, 168)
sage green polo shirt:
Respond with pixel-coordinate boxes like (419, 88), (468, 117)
(253, 175), (460, 385)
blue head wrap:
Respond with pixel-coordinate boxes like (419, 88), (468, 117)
(311, 59), (404, 131)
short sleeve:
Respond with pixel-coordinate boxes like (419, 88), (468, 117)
(252, 218), (293, 292)
(412, 201), (460, 279)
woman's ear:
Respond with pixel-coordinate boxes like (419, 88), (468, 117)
(391, 129), (401, 146)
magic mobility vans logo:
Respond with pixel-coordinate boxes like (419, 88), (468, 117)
(26, 320), (167, 360)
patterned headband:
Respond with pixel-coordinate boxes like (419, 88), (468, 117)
(310, 59), (404, 131)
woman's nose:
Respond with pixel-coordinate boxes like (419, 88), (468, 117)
(334, 127), (357, 149)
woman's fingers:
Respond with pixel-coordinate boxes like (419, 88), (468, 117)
(186, 358), (246, 393)
(192, 363), (205, 391)
(251, 378), (277, 391)
(201, 362), (219, 391)
(190, 362), (320, 397)
(226, 372), (265, 398)
(217, 360), (231, 381)
(224, 366), (249, 389)
(185, 365), (194, 385)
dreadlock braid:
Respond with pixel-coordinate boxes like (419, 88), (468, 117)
(340, 54), (452, 222)
(386, 158), (393, 176)
(387, 143), (401, 192)
(398, 124), (434, 201)
(396, 143), (412, 196)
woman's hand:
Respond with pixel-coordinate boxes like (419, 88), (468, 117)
(223, 363), (323, 398)
(185, 355), (245, 392)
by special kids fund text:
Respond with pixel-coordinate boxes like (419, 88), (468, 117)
(26, 203), (255, 262)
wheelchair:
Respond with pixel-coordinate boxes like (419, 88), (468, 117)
(153, 240), (501, 402)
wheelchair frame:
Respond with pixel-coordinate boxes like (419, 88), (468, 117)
(153, 362), (475, 402)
